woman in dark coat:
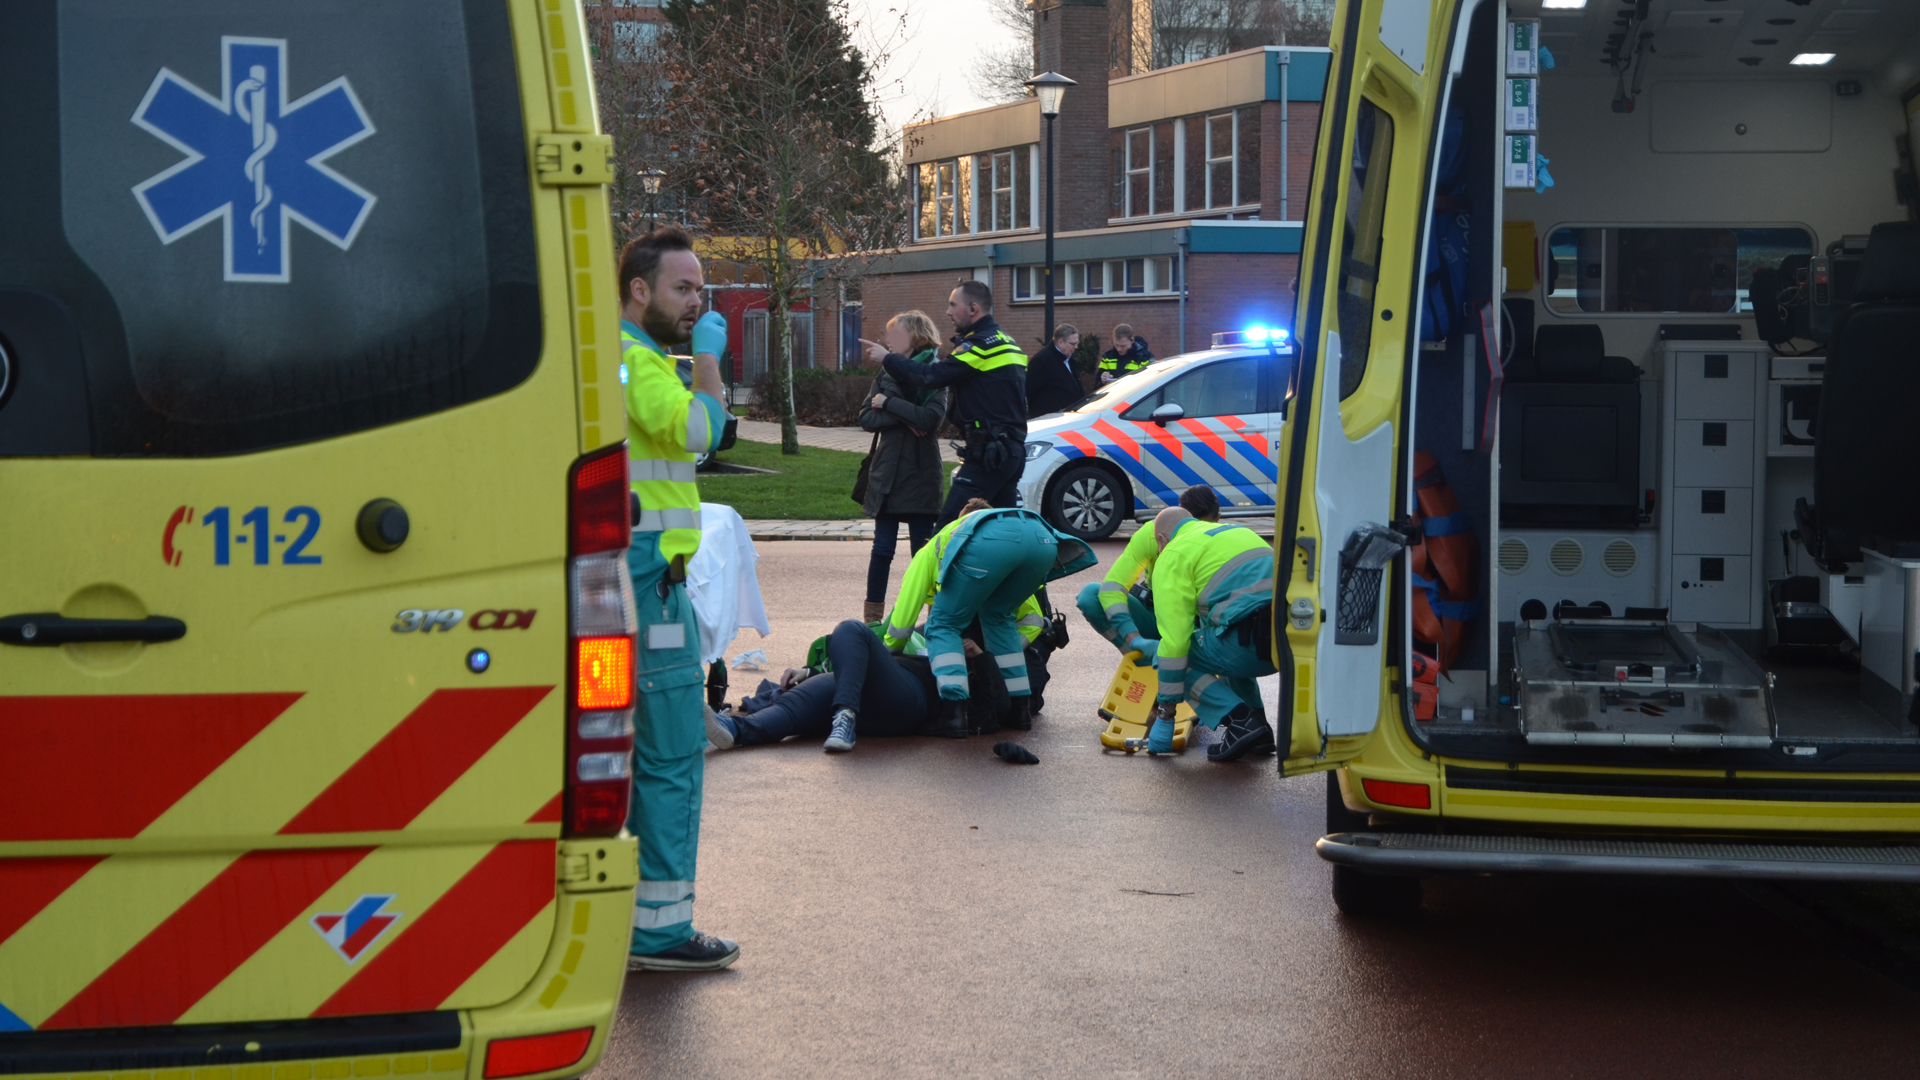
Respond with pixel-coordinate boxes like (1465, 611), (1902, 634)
(859, 310), (949, 622)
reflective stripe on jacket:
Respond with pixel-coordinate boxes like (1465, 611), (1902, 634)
(1148, 522), (1274, 700)
(623, 320), (726, 561)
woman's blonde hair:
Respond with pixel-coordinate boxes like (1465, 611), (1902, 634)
(888, 310), (941, 356)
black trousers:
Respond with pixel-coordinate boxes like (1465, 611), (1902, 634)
(938, 454), (1023, 527)
(731, 621), (931, 744)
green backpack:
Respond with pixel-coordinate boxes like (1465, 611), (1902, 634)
(805, 622), (926, 672)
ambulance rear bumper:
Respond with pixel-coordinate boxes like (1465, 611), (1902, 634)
(1316, 832), (1920, 883)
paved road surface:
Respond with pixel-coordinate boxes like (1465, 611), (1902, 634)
(592, 541), (1920, 1079)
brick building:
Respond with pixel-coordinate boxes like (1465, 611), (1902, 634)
(801, 0), (1329, 375)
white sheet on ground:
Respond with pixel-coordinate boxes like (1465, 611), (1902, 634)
(685, 503), (771, 663)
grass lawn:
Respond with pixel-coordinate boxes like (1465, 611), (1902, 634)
(700, 438), (959, 520)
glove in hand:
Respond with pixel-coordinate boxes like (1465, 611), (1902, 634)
(1133, 638), (1159, 660)
(691, 310), (728, 357)
(1146, 718), (1176, 754)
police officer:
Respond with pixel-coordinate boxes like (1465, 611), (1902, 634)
(1144, 507), (1278, 762)
(617, 227), (740, 972)
(1077, 485), (1221, 659)
(1097, 323), (1154, 383)
(867, 280), (1027, 526)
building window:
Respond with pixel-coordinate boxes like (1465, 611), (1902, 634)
(790, 312), (814, 370)
(1112, 125), (1175, 220)
(972, 147), (1033, 234)
(1189, 106), (1262, 214)
(915, 159), (970, 239)
(1012, 258), (1178, 301)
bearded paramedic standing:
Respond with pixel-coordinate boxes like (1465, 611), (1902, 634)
(617, 227), (740, 973)
(866, 279), (1028, 526)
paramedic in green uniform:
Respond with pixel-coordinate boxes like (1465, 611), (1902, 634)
(617, 228), (739, 972)
(1146, 507), (1278, 762)
(1076, 485), (1221, 658)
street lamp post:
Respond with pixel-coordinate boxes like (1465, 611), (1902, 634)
(1025, 71), (1075, 343)
(640, 168), (666, 232)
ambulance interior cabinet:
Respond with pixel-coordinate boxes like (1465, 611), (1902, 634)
(1658, 343), (1769, 630)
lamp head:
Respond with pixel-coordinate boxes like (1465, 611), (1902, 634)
(640, 169), (666, 195)
(1024, 70), (1077, 118)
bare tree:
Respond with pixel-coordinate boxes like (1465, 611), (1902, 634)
(648, 0), (911, 454)
(969, 0), (1038, 105)
(583, 6), (680, 247)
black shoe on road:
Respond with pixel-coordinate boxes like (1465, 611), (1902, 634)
(628, 931), (740, 972)
(1208, 708), (1276, 762)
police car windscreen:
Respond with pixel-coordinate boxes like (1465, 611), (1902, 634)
(0, 0), (539, 456)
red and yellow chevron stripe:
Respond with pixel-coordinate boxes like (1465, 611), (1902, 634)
(0, 686), (566, 1032)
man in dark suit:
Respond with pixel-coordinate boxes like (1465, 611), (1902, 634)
(1025, 323), (1084, 418)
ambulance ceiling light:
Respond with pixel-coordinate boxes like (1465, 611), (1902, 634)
(1540, 0), (1585, 9)
(1790, 53), (1835, 66)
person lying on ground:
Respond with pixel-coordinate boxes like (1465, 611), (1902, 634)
(708, 618), (944, 753)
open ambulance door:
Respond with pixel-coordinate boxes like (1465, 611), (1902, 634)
(1276, 0), (1463, 775)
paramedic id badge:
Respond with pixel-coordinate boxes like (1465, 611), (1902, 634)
(647, 623), (687, 650)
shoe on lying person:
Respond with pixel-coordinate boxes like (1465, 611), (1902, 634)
(1207, 704), (1276, 762)
(705, 705), (738, 750)
(628, 931), (740, 972)
(823, 708), (857, 752)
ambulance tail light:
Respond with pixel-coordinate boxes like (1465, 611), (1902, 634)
(484, 1028), (596, 1079)
(567, 445), (637, 838)
(1361, 778), (1433, 810)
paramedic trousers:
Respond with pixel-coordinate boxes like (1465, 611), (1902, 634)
(927, 515), (1057, 701)
(627, 535), (705, 955)
(731, 622), (931, 743)
(1074, 582), (1156, 654)
(1178, 624), (1276, 727)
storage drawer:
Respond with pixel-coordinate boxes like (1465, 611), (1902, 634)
(1673, 420), (1754, 486)
(1674, 351), (1757, 419)
(1673, 487), (1753, 554)
(1671, 555), (1753, 625)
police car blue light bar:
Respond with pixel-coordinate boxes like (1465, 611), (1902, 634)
(1211, 326), (1293, 349)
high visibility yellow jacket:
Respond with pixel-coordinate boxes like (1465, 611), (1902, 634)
(622, 320), (728, 562)
(1149, 522), (1274, 701)
(1096, 525), (1160, 646)
(884, 515), (1045, 649)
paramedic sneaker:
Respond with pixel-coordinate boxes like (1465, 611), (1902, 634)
(628, 931), (740, 973)
(705, 705), (738, 750)
(1208, 706), (1276, 762)
(823, 709), (857, 752)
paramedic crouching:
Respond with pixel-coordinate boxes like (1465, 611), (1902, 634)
(1145, 507), (1278, 762)
(1077, 484), (1222, 659)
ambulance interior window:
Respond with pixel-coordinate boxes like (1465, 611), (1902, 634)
(1335, 99), (1394, 398)
(1544, 227), (1812, 315)
(1, 0), (539, 456)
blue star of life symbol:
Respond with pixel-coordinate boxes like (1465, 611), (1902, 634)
(132, 37), (376, 284)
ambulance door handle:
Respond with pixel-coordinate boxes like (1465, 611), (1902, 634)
(0, 613), (186, 646)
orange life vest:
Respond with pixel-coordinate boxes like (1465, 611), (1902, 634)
(1408, 451), (1480, 673)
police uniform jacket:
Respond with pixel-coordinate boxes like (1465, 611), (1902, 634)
(884, 316), (1028, 441)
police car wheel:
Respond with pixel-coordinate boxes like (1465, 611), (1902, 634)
(1045, 464), (1123, 541)
(695, 448), (715, 472)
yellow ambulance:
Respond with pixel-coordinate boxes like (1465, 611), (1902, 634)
(0, 1), (638, 1075)
(1275, 0), (1920, 915)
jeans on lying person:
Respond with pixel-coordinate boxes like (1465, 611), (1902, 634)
(731, 621), (930, 743)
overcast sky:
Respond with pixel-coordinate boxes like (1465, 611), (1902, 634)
(850, 0), (1027, 138)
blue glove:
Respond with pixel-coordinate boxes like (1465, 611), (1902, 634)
(691, 311), (728, 357)
(1133, 637), (1159, 661)
(1146, 717), (1176, 755)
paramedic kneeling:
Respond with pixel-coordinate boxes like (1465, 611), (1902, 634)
(1146, 507), (1278, 762)
(1077, 484), (1221, 659)
(885, 501), (1095, 735)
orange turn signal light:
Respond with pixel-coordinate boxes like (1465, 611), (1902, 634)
(575, 636), (634, 710)
(1361, 778), (1432, 810)
(484, 1028), (594, 1079)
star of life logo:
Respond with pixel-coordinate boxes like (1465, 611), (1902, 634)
(311, 894), (402, 964)
(132, 37), (376, 284)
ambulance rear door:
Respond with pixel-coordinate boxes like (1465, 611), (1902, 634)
(0, 1), (577, 1034)
(1275, 0), (1457, 774)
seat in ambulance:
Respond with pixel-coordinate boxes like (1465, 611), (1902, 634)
(1798, 221), (1920, 569)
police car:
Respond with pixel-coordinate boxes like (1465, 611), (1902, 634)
(1019, 328), (1294, 539)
